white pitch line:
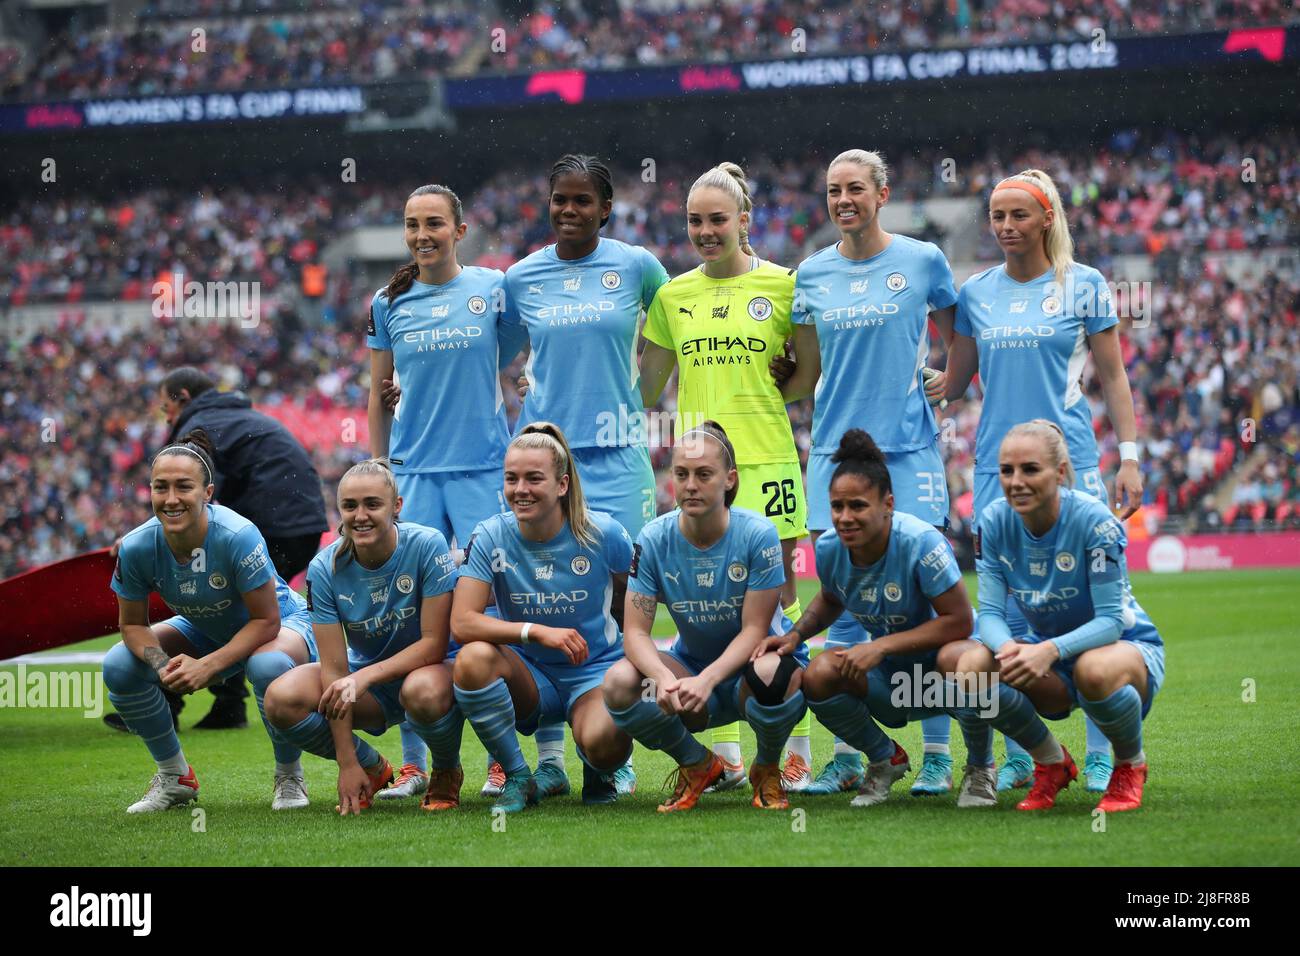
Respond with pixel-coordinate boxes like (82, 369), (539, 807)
(1, 651), (109, 666)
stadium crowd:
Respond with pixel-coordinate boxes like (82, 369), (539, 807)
(4, 0), (1297, 101)
(10, 127), (1296, 306)
(3, 131), (1297, 579)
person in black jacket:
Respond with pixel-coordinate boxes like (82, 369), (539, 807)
(104, 367), (329, 732)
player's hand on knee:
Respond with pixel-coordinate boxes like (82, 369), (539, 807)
(536, 626), (587, 664)
(835, 643), (880, 683)
(667, 675), (712, 714)
(751, 633), (798, 661)
(160, 654), (211, 694)
(996, 642), (1036, 688)
(320, 675), (360, 720)
(1009, 642), (1058, 685)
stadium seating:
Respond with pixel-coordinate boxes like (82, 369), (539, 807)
(4, 0), (1297, 101)
(2, 130), (1296, 579)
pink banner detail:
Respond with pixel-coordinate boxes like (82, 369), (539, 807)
(1222, 28), (1286, 62)
(526, 70), (588, 104)
(1128, 533), (1300, 573)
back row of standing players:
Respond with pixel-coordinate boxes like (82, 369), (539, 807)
(105, 149), (1163, 815)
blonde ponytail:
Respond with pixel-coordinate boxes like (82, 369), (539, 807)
(511, 422), (598, 550)
(689, 162), (755, 256)
(994, 169), (1075, 287)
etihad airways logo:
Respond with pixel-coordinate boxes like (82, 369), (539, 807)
(537, 300), (615, 319)
(822, 303), (900, 322)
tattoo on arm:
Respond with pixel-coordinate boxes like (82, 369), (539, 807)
(630, 592), (658, 618)
(142, 646), (170, 672)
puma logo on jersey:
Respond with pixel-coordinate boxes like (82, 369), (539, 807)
(528, 284), (544, 295)
(979, 301), (994, 311)
(338, 593), (355, 606)
(678, 306), (695, 320)
(663, 571), (681, 585)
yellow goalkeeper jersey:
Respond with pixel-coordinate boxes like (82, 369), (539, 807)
(643, 258), (798, 465)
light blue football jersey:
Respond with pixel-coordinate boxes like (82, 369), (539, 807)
(305, 522), (459, 668)
(976, 488), (1162, 647)
(461, 510), (634, 665)
(112, 503), (306, 645)
(628, 507), (785, 663)
(504, 237), (669, 448)
(813, 510), (963, 662)
(367, 267), (528, 473)
(795, 235), (958, 454)
(954, 263), (1118, 475)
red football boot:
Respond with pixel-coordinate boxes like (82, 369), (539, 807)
(1016, 746), (1079, 811)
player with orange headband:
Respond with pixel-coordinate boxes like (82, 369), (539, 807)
(945, 169), (1144, 793)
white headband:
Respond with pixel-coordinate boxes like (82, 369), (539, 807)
(678, 429), (734, 468)
(154, 445), (213, 485)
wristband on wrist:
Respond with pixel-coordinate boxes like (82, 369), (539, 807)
(520, 622), (532, 644)
(1118, 441), (1139, 462)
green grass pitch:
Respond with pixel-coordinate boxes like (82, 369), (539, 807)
(3, 569), (1298, 866)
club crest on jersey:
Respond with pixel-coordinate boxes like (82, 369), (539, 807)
(1055, 552), (1076, 572)
(886, 273), (907, 292)
(850, 279), (869, 294)
(467, 296), (488, 315)
(747, 297), (773, 321)
(571, 555), (591, 576)
(601, 271), (621, 290)
(1041, 295), (1062, 315)
(395, 573), (414, 594)
(208, 573), (228, 590)
(884, 582), (902, 602)
(696, 571), (715, 588)
(727, 562), (747, 583)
